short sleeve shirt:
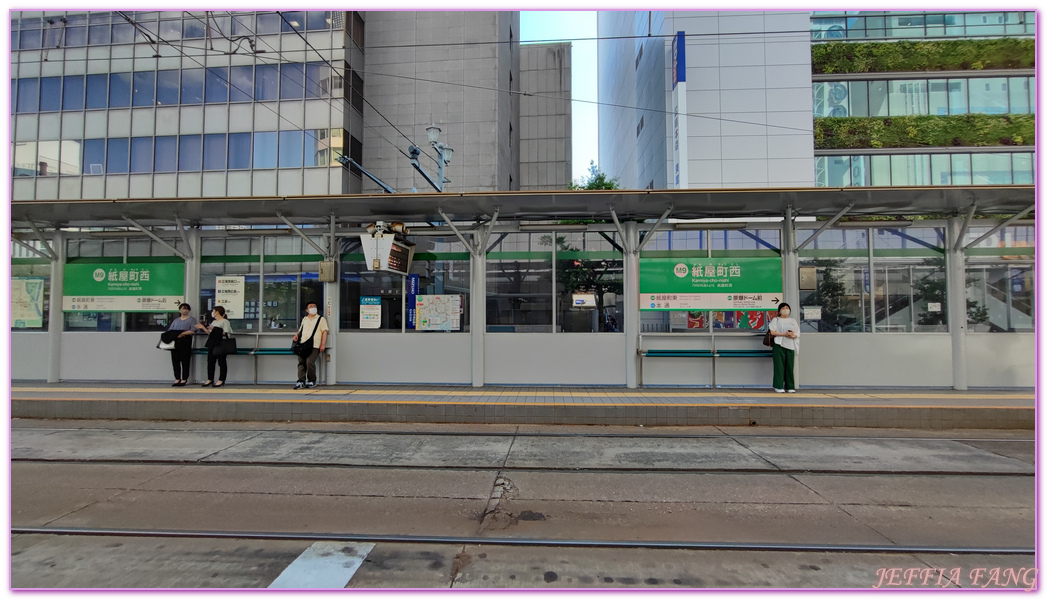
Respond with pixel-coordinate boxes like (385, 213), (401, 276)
(299, 316), (329, 348)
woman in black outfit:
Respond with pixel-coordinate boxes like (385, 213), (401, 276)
(165, 303), (198, 386)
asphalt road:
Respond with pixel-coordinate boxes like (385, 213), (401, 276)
(11, 419), (1035, 589)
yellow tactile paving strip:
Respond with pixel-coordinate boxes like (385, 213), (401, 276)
(10, 386), (1033, 409)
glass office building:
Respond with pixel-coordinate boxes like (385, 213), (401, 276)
(10, 10), (364, 201)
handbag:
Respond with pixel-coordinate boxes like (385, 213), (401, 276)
(157, 339), (176, 350)
(213, 333), (238, 356)
(762, 318), (775, 347)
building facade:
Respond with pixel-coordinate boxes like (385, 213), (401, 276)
(519, 42), (572, 191)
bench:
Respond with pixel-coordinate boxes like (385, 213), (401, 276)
(192, 345), (326, 384)
(638, 345), (772, 387)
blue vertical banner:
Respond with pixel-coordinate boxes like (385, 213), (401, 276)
(406, 274), (420, 329)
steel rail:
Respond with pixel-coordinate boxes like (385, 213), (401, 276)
(11, 526), (1033, 555)
(11, 427), (1034, 443)
(10, 457), (1033, 477)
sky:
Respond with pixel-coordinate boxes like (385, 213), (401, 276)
(519, 11), (598, 185)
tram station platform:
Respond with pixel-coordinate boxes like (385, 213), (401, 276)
(10, 383), (1034, 430)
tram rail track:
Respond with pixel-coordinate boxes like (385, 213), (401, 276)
(11, 526), (1033, 556)
(11, 456), (1033, 477)
(11, 425), (1035, 444)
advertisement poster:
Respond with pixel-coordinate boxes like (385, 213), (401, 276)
(360, 296), (382, 329)
(415, 295), (462, 331)
(12, 277), (45, 327)
(214, 275), (245, 319)
(63, 263), (184, 313)
(639, 257), (782, 311)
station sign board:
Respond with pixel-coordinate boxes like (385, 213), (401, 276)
(639, 257), (782, 311)
(63, 263), (184, 313)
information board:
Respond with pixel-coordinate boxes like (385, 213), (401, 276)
(639, 257), (782, 311)
(360, 296), (382, 329)
(12, 277), (45, 327)
(63, 263), (184, 313)
(214, 275), (245, 319)
(415, 295), (461, 331)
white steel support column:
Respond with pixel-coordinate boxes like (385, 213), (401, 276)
(946, 217), (968, 390)
(183, 228), (201, 320)
(781, 207), (800, 306)
(623, 221), (640, 388)
(470, 238), (486, 387)
(324, 277), (340, 385)
(47, 230), (65, 383)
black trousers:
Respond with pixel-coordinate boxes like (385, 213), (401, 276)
(170, 337), (193, 380)
(297, 348), (320, 383)
(207, 349), (228, 382)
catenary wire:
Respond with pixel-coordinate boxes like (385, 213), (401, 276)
(271, 10), (435, 164)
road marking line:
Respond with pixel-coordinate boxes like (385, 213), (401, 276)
(268, 541), (374, 589)
(9, 396), (1032, 410)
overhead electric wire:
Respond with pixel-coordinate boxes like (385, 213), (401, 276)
(271, 10), (434, 163)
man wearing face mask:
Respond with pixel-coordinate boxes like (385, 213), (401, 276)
(292, 301), (329, 389)
(768, 302), (800, 393)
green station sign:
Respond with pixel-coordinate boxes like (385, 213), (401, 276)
(639, 257), (783, 310)
(63, 263), (185, 312)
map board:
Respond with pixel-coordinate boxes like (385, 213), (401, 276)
(12, 277), (45, 327)
(415, 295), (462, 331)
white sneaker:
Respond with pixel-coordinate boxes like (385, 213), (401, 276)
(774, 388), (785, 393)
(787, 389), (796, 393)
(306, 381), (316, 388)
(293, 381), (304, 390)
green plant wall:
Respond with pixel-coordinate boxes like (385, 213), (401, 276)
(812, 39), (1035, 74)
(814, 114), (1035, 149)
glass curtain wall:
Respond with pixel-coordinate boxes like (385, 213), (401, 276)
(964, 224), (1034, 332)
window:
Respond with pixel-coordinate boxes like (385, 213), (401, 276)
(202, 134), (227, 170)
(278, 130), (304, 168)
(231, 13), (253, 36)
(132, 71), (155, 107)
(303, 130), (322, 167)
(281, 11), (304, 32)
(111, 22), (135, 43)
(178, 134), (202, 171)
(159, 19), (181, 40)
(349, 69), (364, 113)
(887, 80), (928, 115)
(971, 153), (1012, 184)
(39, 77), (61, 112)
(350, 11), (365, 48)
(16, 79), (39, 113)
(349, 134), (363, 167)
(889, 154), (930, 185)
(947, 79), (967, 114)
(280, 63), (305, 100)
(950, 154), (972, 185)
(798, 228), (869, 332)
(204, 67), (229, 103)
(180, 68), (204, 104)
(965, 225), (1033, 332)
(486, 233), (554, 332)
(108, 72), (132, 108)
(65, 26), (87, 47)
(306, 11), (331, 30)
(1009, 77), (1030, 114)
(1012, 153), (1033, 184)
(154, 136), (177, 172)
(305, 62), (332, 98)
(255, 64), (279, 101)
(555, 232), (623, 332)
(228, 132), (251, 169)
(82, 139), (106, 174)
(183, 16), (206, 39)
(105, 138), (129, 174)
(928, 79), (948, 115)
(130, 137), (152, 173)
(63, 75), (85, 110)
(13, 142), (38, 177)
(37, 141), (60, 176)
(156, 70), (179, 105)
(229, 65), (253, 102)
(88, 24), (109, 45)
(868, 81), (888, 116)
(968, 77), (1008, 114)
(256, 12), (282, 34)
(253, 132), (278, 168)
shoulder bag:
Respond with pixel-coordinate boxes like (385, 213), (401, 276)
(762, 318), (775, 347)
(291, 319), (319, 358)
(213, 332), (238, 356)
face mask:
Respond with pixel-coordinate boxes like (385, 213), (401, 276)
(307, 307), (318, 315)
(780, 309), (790, 317)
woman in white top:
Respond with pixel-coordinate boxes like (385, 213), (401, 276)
(194, 305), (232, 388)
(768, 302), (800, 393)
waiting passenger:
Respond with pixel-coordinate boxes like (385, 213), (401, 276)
(165, 303), (198, 386)
(292, 301), (329, 389)
(767, 302), (799, 393)
(195, 305), (232, 388)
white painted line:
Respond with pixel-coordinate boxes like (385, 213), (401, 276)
(268, 541), (375, 589)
